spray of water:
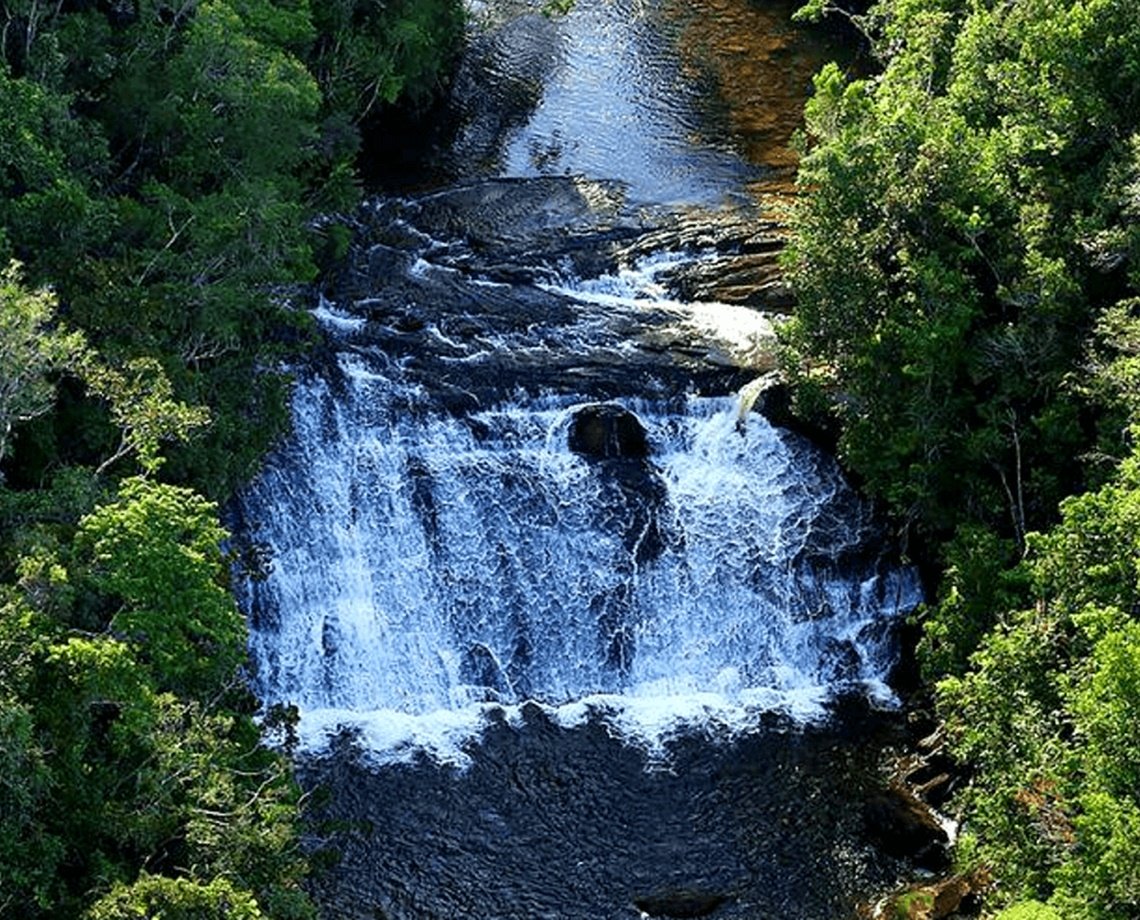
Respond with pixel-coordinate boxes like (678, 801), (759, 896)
(238, 343), (921, 764)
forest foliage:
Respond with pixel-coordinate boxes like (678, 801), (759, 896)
(786, 0), (1140, 915)
(0, 0), (463, 916)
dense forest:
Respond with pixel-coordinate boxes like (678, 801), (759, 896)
(786, 0), (1140, 916)
(0, 0), (462, 915)
(3, 0), (1140, 916)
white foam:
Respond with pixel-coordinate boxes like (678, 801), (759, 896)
(282, 679), (862, 770)
(540, 252), (777, 367)
(241, 381), (922, 766)
(313, 295), (367, 332)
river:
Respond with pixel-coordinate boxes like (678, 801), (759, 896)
(234, 1), (929, 916)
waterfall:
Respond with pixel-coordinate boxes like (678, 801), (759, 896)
(238, 314), (921, 762)
(233, 0), (919, 764)
(232, 6), (928, 916)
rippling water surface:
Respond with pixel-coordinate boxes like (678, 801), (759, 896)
(449, 0), (849, 203)
(500, 0), (752, 203)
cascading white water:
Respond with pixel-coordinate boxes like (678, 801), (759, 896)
(239, 323), (922, 762)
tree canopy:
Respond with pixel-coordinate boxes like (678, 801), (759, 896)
(0, 0), (464, 496)
(0, 0), (464, 915)
(786, 0), (1140, 914)
(785, 0), (1140, 548)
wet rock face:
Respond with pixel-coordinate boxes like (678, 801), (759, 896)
(743, 370), (840, 451)
(613, 213), (792, 312)
(565, 405), (675, 576)
(564, 405), (674, 670)
(315, 175), (781, 416)
(567, 404), (650, 459)
(863, 780), (951, 871)
(873, 873), (986, 920)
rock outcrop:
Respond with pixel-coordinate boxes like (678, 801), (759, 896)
(567, 404), (650, 460)
(863, 779), (950, 870)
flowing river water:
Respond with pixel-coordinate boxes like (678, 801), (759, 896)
(235, 1), (932, 916)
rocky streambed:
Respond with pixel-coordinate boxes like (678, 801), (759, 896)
(316, 173), (789, 415)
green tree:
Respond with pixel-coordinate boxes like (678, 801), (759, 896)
(0, 477), (313, 918)
(782, 0), (1140, 548)
(310, 0), (464, 122)
(75, 478), (243, 696)
(0, 65), (110, 279)
(86, 875), (264, 920)
(0, 696), (59, 915)
(938, 448), (1140, 916)
(82, 358), (210, 477)
(787, 2), (1140, 912)
(0, 262), (87, 475)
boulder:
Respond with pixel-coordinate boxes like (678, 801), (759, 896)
(634, 889), (729, 918)
(740, 371), (839, 451)
(567, 403), (650, 460)
(873, 872), (987, 920)
(863, 779), (950, 870)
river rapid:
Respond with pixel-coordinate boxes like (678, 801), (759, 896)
(234, 1), (932, 917)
